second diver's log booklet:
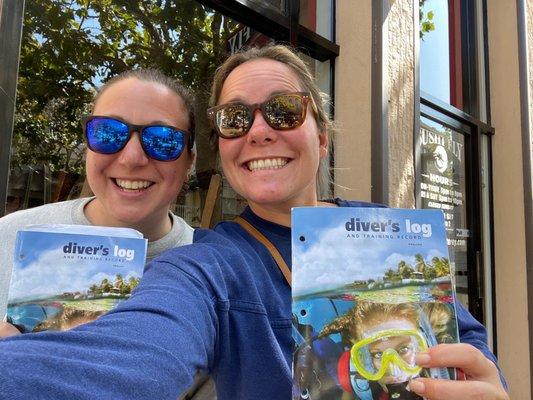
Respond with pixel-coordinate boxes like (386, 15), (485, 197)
(6, 224), (147, 333)
(292, 208), (458, 400)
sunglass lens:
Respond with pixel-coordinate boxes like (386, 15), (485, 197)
(142, 126), (185, 161)
(215, 104), (251, 138)
(86, 117), (129, 154)
(264, 94), (305, 129)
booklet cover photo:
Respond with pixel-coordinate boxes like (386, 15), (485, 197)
(6, 225), (147, 333)
(292, 208), (458, 400)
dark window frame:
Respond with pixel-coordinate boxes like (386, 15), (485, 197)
(418, 91), (497, 354)
(516, 0), (533, 391)
(415, 0), (498, 354)
(0, 0), (25, 217)
(196, 0), (339, 61)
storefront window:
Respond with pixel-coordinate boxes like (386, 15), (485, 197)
(417, 116), (469, 306)
(244, 0), (287, 14)
(420, 0), (463, 109)
(299, 0), (334, 40)
(6, 0), (335, 226)
(7, 0), (240, 227)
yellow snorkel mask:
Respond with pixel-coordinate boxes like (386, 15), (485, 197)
(350, 328), (428, 382)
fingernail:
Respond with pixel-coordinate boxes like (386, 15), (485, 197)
(415, 352), (431, 366)
(408, 379), (425, 394)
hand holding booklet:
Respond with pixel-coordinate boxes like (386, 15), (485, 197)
(292, 208), (458, 400)
(6, 224), (147, 333)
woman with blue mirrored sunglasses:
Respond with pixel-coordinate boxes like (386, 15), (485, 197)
(0, 68), (197, 331)
(82, 115), (193, 162)
(0, 69), (214, 400)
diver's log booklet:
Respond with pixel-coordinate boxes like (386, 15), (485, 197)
(6, 224), (147, 333)
(292, 207), (458, 400)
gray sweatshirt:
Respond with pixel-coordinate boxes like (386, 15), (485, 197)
(0, 197), (193, 317)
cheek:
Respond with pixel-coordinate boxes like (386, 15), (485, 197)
(160, 160), (189, 191)
(218, 140), (239, 171)
(85, 153), (107, 186)
(298, 133), (322, 166)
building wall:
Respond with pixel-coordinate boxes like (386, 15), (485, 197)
(334, 0), (372, 201)
(386, 0), (416, 208)
(335, 0), (416, 207)
(486, 0), (531, 397)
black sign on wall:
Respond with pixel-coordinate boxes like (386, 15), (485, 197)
(417, 117), (470, 305)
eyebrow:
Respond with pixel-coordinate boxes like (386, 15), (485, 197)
(98, 115), (177, 126)
(223, 90), (299, 104)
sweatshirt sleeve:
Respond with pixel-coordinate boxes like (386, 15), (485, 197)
(455, 299), (508, 389)
(0, 245), (219, 400)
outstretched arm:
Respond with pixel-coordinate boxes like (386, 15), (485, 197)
(0, 250), (219, 400)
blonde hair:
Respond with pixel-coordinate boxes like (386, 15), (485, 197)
(319, 301), (453, 345)
(423, 302), (453, 343)
(320, 301), (419, 345)
(33, 308), (105, 332)
(210, 44), (333, 197)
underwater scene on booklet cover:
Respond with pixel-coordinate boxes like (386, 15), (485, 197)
(291, 207), (458, 400)
(6, 227), (146, 333)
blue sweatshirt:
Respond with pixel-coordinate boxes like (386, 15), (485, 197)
(0, 200), (502, 399)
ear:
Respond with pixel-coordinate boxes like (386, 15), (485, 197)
(318, 130), (329, 159)
(189, 150), (197, 168)
(185, 150), (196, 180)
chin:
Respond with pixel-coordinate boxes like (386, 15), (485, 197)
(112, 210), (150, 226)
(248, 196), (290, 210)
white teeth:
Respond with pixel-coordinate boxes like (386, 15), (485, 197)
(115, 179), (153, 190)
(247, 158), (288, 171)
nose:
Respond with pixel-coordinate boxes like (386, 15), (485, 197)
(386, 362), (403, 378)
(117, 132), (149, 167)
(246, 109), (277, 145)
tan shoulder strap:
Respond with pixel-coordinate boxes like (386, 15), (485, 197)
(234, 216), (291, 287)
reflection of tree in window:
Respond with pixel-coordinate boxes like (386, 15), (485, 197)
(419, 0), (436, 39)
(13, 0), (240, 179)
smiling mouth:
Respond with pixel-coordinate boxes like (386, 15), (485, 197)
(113, 178), (155, 191)
(245, 158), (290, 172)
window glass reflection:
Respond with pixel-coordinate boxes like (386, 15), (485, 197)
(417, 116), (469, 306)
(420, 0), (451, 104)
(8, 0), (240, 227)
(240, 0), (287, 14)
(298, 0), (333, 40)
(8, 0), (333, 226)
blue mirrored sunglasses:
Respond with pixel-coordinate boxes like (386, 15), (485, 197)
(82, 115), (192, 162)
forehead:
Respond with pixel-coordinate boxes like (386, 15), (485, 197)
(94, 77), (188, 126)
(219, 58), (304, 103)
(363, 318), (416, 337)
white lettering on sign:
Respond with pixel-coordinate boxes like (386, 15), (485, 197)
(228, 27), (252, 54)
(420, 126), (464, 162)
